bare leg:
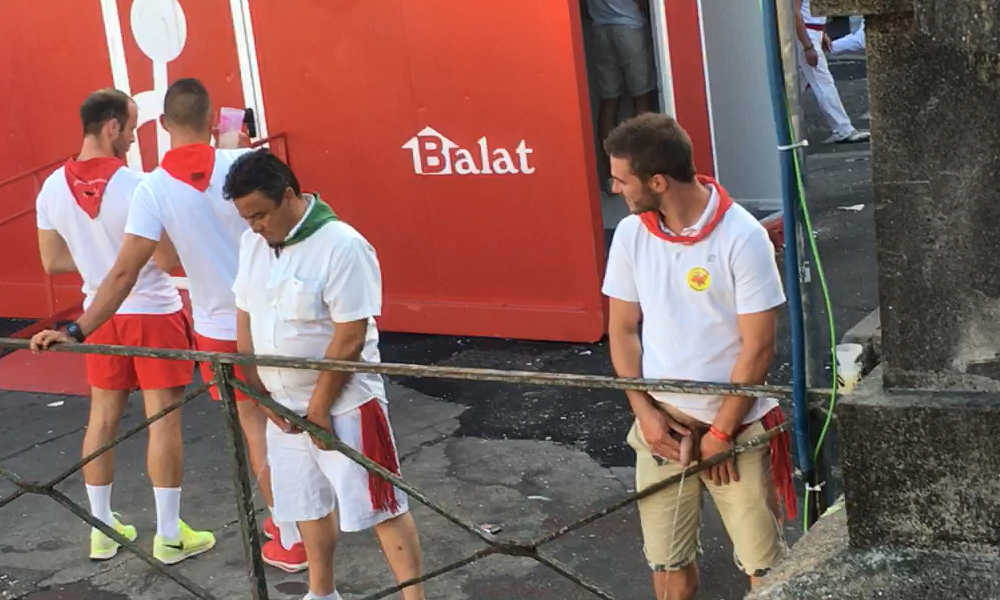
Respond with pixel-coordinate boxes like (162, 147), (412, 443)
(652, 562), (699, 600)
(373, 512), (425, 600)
(237, 399), (273, 507)
(634, 90), (657, 115)
(598, 97), (621, 187)
(142, 387), (185, 487)
(299, 512), (338, 596)
(81, 387), (130, 485)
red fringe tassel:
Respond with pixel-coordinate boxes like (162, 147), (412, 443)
(359, 399), (400, 513)
(762, 407), (798, 521)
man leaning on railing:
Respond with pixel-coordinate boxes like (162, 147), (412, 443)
(224, 149), (426, 600)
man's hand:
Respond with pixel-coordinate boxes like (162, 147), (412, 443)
(212, 127), (252, 149)
(700, 432), (738, 486)
(822, 33), (833, 54)
(305, 408), (334, 451)
(257, 398), (297, 433)
(637, 408), (691, 462)
(804, 46), (819, 67)
(30, 329), (74, 352)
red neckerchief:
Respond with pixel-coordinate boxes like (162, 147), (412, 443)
(160, 144), (216, 192)
(63, 157), (125, 219)
(639, 175), (733, 244)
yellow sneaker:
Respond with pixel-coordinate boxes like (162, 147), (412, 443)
(90, 514), (138, 560)
(153, 519), (216, 564)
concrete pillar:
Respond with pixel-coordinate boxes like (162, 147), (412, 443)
(750, 2), (1000, 596)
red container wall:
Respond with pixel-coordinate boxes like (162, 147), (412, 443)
(0, 1), (110, 317)
(1, 1), (607, 341)
(248, 1), (606, 341)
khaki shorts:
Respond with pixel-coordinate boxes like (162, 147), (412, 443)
(627, 419), (786, 575)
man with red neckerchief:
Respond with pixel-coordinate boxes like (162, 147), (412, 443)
(601, 113), (794, 600)
(34, 87), (199, 563)
(31, 79), (304, 570)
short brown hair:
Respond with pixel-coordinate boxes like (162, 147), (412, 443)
(603, 113), (696, 183)
(80, 88), (131, 136)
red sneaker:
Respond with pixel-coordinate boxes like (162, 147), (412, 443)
(262, 516), (277, 540)
(261, 539), (308, 573)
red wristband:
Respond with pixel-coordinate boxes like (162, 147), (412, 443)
(708, 425), (733, 443)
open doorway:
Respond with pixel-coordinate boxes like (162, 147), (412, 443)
(579, 0), (785, 242)
(578, 0), (662, 242)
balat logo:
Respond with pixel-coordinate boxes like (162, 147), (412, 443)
(402, 126), (535, 176)
(687, 267), (711, 291)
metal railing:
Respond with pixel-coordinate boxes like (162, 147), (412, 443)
(0, 337), (807, 599)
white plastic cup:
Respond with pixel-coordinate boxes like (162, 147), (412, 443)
(217, 107), (245, 148)
(836, 343), (864, 393)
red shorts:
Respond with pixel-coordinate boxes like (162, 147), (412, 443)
(85, 311), (194, 391)
(193, 333), (252, 402)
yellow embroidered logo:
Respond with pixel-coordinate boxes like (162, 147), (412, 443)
(687, 267), (711, 291)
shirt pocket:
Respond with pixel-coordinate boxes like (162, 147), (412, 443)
(276, 277), (326, 322)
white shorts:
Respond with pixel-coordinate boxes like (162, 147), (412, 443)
(266, 399), (409, 532)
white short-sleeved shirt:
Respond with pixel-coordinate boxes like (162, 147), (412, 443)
(36, 166), (181, 315)
(233, 210), (387, 416)
(602, 185), (786, 424)
(125, 148), (250, 340)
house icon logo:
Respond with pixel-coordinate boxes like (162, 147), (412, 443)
(402, 126), (535, 176)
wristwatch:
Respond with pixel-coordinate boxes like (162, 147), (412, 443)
(65, 322), (86, 343)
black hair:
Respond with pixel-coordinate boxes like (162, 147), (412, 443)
(223, 149), (300, 204)
(80, 88), (131, 136)
(163, 78), (211, 130)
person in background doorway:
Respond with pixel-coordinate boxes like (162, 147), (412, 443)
(586, 0), (658, 185)
(795, 0), (869, 143)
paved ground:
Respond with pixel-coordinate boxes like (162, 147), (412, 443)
(0, 56), (876, 600)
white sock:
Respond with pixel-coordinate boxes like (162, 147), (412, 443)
(268, 505), (302, 549)
(277, 519), (302, 549)
(304, 591), (341, 600)
(153, 487), (181, 540)
(85, 483), (114, 527)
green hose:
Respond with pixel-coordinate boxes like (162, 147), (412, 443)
(786, 118), (839, 530)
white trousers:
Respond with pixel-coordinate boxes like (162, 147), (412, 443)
(832, 21), (866, 55)
(798, 29), (854, 138)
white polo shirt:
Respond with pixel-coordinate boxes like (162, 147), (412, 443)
(232, 203), (387, 416)
(602, 183), (786, 425)
(36, 166), (181, 315)
(125, 148), (250, 340)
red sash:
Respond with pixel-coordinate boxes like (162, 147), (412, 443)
(359, 399), (401, 513)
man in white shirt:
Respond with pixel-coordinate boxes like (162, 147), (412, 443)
(227, 150), (424, 600)
(796, 0), (869, 143)
(602, 113), (795, 600)
(30, 79), (295, 566)
(34, 88), (202, 562)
